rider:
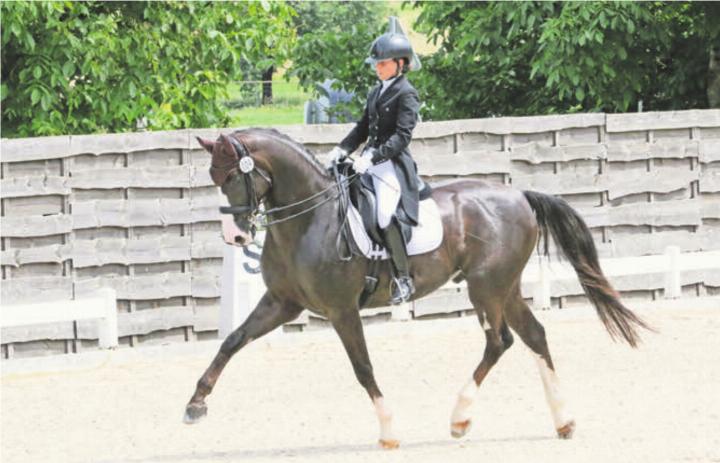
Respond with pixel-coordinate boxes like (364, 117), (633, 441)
(328, 32), (421, 305)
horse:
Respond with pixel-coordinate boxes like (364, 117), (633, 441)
(183, 128), (650, 448)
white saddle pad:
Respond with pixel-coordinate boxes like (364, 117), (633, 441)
(348, 197), (444, 260)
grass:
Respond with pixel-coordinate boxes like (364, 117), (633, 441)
(226, 77), (310, 126)
(229, 103), (305, 126)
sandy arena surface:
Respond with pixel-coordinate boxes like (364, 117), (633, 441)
(2, 299), (719, 463)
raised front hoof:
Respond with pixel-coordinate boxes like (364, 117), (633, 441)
(450, 419), (472, 438)
(183, 402), (208, 424)
(378, 438), (400, 450)
(556, 420), (576, 439)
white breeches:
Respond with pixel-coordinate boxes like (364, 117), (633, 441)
(368, 159), (401, 229)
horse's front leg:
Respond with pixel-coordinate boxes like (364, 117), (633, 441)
(183, 292), (303, 424)
(328, 308), (399, 449)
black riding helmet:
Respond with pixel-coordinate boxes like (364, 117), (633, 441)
(365, 33), (413, 72)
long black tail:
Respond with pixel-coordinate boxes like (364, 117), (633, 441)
(523, 190), (652, 347)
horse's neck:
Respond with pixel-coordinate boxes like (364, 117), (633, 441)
(264, 157), (332, 210)
(251, 134), (338, 246)
(268, 169), (331, 207)
(263, 159), (340, 250)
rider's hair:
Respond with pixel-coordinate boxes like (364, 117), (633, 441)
(394, 57), (410, 75)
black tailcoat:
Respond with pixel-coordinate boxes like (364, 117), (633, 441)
(339, 75), (420, 226)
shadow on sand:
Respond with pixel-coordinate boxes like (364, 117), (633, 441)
(100, 434), (553, 463)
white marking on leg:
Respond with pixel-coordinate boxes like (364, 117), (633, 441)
(533, 353), (573, 429)
(480, 317), (491, 331)
(451, 378), (478, 425)
(373, 397), (397, 443)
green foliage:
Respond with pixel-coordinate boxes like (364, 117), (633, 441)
(412, 2), (558, 119)
(412, 1), (720, 120)
(286, 1), (388, 121)
(1, 1), (295, 137)
(530, 2), (667, 112)
(8, 1), (714, 137)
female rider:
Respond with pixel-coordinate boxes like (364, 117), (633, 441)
(328, 32), (421, 305)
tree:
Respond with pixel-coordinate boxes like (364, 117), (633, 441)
(287, 1), (388, 121)
(411, 1), (720, 121)
(1, 1), (295, 137)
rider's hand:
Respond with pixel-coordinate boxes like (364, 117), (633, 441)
(362, 147), (381, 163)
(352, 155), (373, 174)
(326, 146), (348, 167)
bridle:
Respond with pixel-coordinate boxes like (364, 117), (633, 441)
(218, 137), (270, 215)
(218, 136), (359, 237)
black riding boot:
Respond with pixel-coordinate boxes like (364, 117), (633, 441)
(381, 220), (415, 305)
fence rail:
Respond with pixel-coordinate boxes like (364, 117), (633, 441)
(1, 288), (118, 349)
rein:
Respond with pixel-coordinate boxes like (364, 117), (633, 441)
(261, 178), (358, 227)
(219, 136), (359, 230)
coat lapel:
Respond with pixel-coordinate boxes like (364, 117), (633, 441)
(375, 75), (405, 110)
(368, 85), (382, 117)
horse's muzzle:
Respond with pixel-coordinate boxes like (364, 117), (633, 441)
(221, 214), (254, 247)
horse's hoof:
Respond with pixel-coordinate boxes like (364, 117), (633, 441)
(183, 402), (207, 424)
(378, 438), (400, 450)
(556, 420), (576, 439)
(450, 419), (472, 438)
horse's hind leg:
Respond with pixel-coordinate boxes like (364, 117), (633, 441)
(504, 290), (575, 439)
(183, 292), (303, 424)
(450, 278), (513, 438)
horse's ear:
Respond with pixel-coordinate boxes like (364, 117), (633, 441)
(196, 137), (215, 154)
(218, 134), (235, 154)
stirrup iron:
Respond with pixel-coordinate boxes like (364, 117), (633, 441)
(390, 276), (414, 305)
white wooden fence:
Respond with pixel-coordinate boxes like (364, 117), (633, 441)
(0, 288), (118, 349)
(217, 243), (720, 335)
(0, 244), (715, 352)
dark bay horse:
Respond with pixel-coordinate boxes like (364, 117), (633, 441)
(184, 128), (650, 448)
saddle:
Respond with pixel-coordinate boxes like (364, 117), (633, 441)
(334, 162), (438, 307)
(337, 162), (432, 248)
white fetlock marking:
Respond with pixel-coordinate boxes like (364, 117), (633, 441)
(451, 378), (478, 424)
(480, 317), (491, 331)
(373, 397), (396, 442)
(533, 353), (572, 429)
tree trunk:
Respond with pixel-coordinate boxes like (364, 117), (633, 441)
(262, 66), (274, 105)
(709, 44), (720, 108)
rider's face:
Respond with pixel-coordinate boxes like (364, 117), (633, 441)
(375, 59), (399, 81)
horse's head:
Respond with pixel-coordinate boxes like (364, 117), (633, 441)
(197, 134), (272, 247)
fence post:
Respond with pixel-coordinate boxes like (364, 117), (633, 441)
(218, 239), (272, 340)
(664, 246), (682, 299)
(97, 287), (119, 349)
(219, 246), (248, 339)
(533, 255), (552, 310)
(391, 302), (412, 322)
